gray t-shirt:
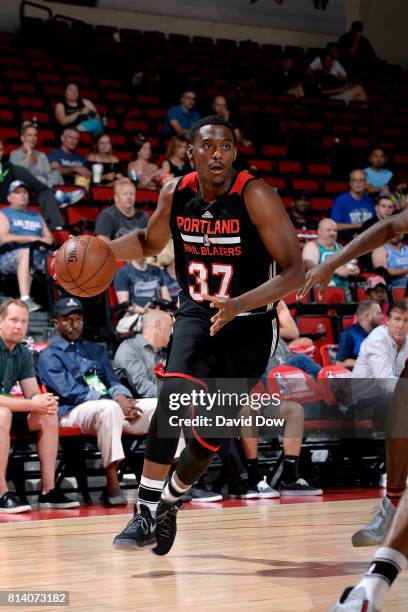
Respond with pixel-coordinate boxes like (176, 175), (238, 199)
(95, 205), (149, 240)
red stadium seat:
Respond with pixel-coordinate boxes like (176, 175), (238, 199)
(392, 287), (406, 301)
(296, 315), (335, 349)
(310, 197), (332, 212)
(292, 179), (319, 192)
(320, 344), (338, 367)
(340, 315), (354, 330)
(307, 164), (332, 177)
(262, 177), (286, 190)
(248, 159), (273, 173)
(266, 366), (322, 403)
(312, 287), (347, 303)
(282, 290), (309, 305)
(92, 186), (113, 201)
(124, 120), (149, 133)
(278, 161), (303, 175)
(262, 145), (288, 158)
(0, 127), (19, 142)
(136, 189), (159, 204)
(325, 180), (348, 194)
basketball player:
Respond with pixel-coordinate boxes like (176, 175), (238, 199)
(298, 210), (408, 611)
(109, 115), (304, 555)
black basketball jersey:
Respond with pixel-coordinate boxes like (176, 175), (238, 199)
(170, 171), (278, 314)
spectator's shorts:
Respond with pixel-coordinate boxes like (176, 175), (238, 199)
(0, 249), (45, 275)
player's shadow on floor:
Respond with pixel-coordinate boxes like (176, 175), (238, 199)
(132, 554), (366, 579)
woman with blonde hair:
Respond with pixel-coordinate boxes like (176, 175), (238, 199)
(157, 240), (179, 307)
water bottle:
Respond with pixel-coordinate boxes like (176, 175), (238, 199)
(102, 113), (108, 128)
(130, 166), (138, 185)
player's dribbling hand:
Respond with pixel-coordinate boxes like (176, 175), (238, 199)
(202, 294), (240, 336)
(297, 262), (335, 300)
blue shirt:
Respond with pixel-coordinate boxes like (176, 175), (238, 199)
(336, 323), (368, 362)
(38, 335), (132, 416)
(48, 147), (87, 184)
(1, 207), (43, 250)
(364, 167), (393, 189)
(163, 105), (200, 136)
(331, 192), (375, 225)
(114, 263), (167, 307)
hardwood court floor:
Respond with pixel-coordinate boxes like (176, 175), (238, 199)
(0, 498), (407, 611)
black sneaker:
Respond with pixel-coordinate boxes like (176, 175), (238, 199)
(0, 491), (31, 514)
(113, 504), (156, 549)
(38, 489), (80, 509)
(153, 499), (181, 556)
(228, 479), (259, 499)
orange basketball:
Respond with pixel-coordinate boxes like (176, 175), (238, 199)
(53, 235), (117, 297)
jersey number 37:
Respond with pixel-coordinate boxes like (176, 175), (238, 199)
(188, 262), (233, 301)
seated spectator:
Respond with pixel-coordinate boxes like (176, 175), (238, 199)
(0, 181), (54, 312)
(113, 309), (173, 397)
(358, 196), (395, 270)
(163, 90), (200, 138)
(211, 95), (251, 146)
(48, 127), (91, 187)
(160, 136), (191, 181)
(364, 148), (393, 195)
(352, 302), (408, 420)
(114, 258), (171, 314)
(307, 42), (348, 79)
(156, 240), (180, 308)
(315, 51), (368, 105)
(55, 82), (103, 138)
(336, 300), (383, 369)
(38, 298), (156, 506)
(302, 218), (360, 287)
(337, 20), (376, 73)
(288, 191), (318, 232)
(372, 234), (408, 288)
(95, 178), (149, 242)
(354, 275), (389, 324)
(0, 299), (79, 513)
(87, 133), (122, 185)
(127, 141), (161, 189)
(274, 54), (304, 98)
(10, 122), (63, 188)
(331, 169), (375, 234)
(0, 141), (64, 230)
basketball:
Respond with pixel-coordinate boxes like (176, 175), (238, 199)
(53, 235), (116, 297)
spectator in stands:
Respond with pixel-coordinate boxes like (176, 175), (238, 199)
(0, 299), (79, 513)
(302, 218), (360, 287)
(160, 136), (191, 181)
(48, 127), (91, 187)
(54, 82), (103, 138)
(372, 234), (408, 288)
(337, 20), (376, 73)
(114, 257), (171, 314)
(156, 240), (180, 307)
(10, 122), (62, 188)
(0, 181), (54, 312)
(163, 90), (200, 138)
(358, 196), (395, 270)
(113, 309), (173, 398)
(274, 54), (305, 98)
(87, 133), (122, 185)
(0, 141), (64, 230)
(336, 300), (383, 369)
(352, 302), (408, 405)
(127, 140), (161, 189)
(211, 95), (251, 146)
(288, 191), (318, 232)
(360, 275), (389, 324)
(331, 169), (375, 234)
(38, 297), (156, 506)
(315, 51), (368, 105)
(364, 148), (394, 195)
(95, 177), (149, 242)
(307, 42), (347, 79)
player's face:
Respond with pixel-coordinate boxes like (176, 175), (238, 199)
(55, 312), (84, 342)
(190, 125), (236, 186)
(376, 199), (394, 219)
(387, 309), (408, 344)
(0, 304), (29, 348)
(7, 187), (29, 209)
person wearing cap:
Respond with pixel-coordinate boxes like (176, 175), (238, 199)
(38, 298), (157, 506)
(0, 180), (54, 312)
(0, 298), (79, 513)
(336, 300), (383, 369)
(0, 140), (64, 230)
(288, 191), (318, 232)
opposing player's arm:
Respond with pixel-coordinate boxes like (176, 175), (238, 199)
(109, 179), (176, 261)
(239, 181), (305, 311)
(298, 209), (408, 297)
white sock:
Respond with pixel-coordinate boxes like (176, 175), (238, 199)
(137, 476), (165, 517)
(20, 295), (30, 301)
(354, 546), (408, 609)
(161, 473), (190, 504)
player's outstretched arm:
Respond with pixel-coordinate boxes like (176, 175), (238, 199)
(109, 179), (176, 261)
(298, 208), (408, 298)
(238, 180), (305, 311)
